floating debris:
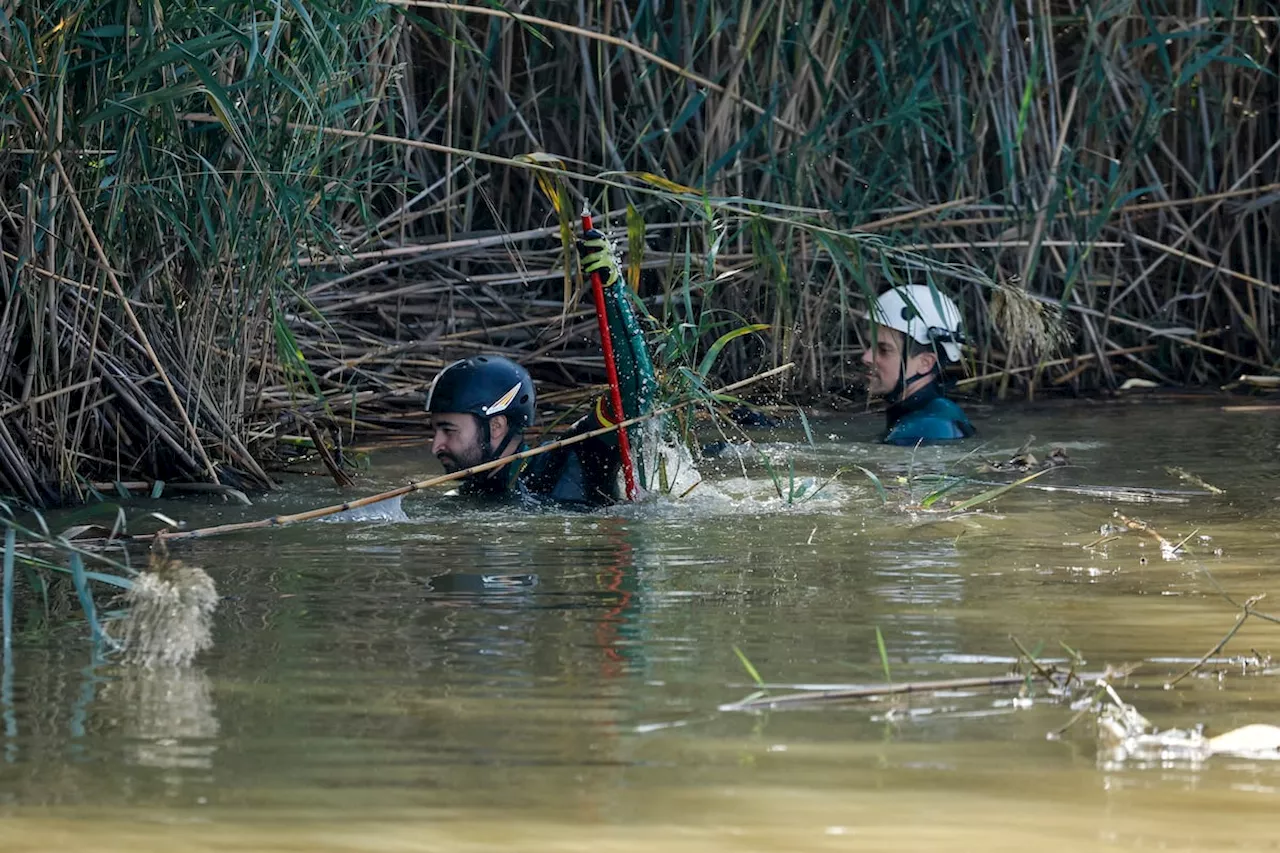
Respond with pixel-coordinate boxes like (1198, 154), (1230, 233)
(980, 435), (1070, 473)
(1165, 466), (1225, 495)
(1096, 682), (1280, 765)
(1113, 512), (1185, 561)
(1224, 374), (1280, 391)
(110, 546), (218, 668)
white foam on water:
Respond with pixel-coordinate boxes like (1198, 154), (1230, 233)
(610, 424), (861, 521)
(634, 420), (704, 500)
(324, 494), (409, 523)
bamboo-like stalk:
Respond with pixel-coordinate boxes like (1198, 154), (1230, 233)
(720, 671), (1097, 711)
(4, 0), (1278, 507)
(152, 363), (793, 543)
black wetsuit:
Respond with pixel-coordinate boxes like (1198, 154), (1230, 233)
(456, 239), (654, 508)
(456, 403), (629, 508)
(882, 382), (975, 446)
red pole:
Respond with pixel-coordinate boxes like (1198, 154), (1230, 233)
(582, 211), (639, 501)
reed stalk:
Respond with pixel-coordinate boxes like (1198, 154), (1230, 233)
(150, 362), (793, 543)
(3, 0), (1277, 505)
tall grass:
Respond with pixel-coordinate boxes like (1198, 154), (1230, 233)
(381, 0), (1276, 391)
(285, 0), (1277, 420)
(2, 0), (1278, 503)
(0, 0), (402, 504)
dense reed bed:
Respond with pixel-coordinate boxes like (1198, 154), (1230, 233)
(2, 0), (1277, 504)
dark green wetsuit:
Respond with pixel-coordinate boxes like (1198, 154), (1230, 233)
(458, 273), (655, 507)
(883, 382), (974, 446)
(456, 407), (626, 507)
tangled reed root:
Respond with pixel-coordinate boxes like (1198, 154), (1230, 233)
(989, 284), (1068, 362)
(112, 546), (218, 668)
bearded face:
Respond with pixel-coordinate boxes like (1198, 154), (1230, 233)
(430, 413), (513, 473)
(430, 413), (488, 473)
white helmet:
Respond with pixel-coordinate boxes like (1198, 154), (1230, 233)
(870, 285), (965, 363)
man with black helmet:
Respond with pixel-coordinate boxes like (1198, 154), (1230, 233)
(426, 354), (537, 484)
(426, 229), (656, 506)
(861, 284), (975, 445)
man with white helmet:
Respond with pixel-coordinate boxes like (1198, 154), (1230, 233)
(861, 284), (975, 445)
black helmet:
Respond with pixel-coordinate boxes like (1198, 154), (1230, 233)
(425, 355), (536, 430)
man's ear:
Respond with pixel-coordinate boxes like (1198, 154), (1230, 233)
(911, 350), (938, 375)
(487, 414), (509, 448)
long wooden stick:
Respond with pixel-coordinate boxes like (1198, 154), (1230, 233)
(150, 364), (793, 542)
(1127, 232), (1280, 296)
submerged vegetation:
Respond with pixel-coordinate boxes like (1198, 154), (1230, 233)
(0, 501), (215, 665)
(2, 0), (1279, 503)
(725, 563), (1280, 765)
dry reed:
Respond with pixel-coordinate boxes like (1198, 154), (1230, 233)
(2, 0), (1277, 505)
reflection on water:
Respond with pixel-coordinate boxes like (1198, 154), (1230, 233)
(104, 666), (219, 773)
(1, 404), (1279, 850)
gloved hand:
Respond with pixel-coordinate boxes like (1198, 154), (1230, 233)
(577, 228), (623, 289)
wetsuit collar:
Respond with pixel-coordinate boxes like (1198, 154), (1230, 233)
(886, 380), (943, 430)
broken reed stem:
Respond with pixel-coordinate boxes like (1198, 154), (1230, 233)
(1114, 512), (1177, 552)
(1170, 527), (1202, 554)
(1165, 467), (1225, 495)
(1166, 594), (1266, 689)
(1051, 669), (1144, 738)
(1009, 634), (1058, 683)
(722, 670), (1090, 711)
(151, 363), (793, 543)
(296, 416), (355, 488)
(954, 344), (1161, 388)
(1109, 513), (1280, 669)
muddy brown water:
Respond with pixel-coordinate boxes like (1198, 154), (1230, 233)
(2, 402), (1279, 851)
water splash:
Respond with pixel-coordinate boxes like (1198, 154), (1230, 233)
(326, 494), (409, 523)
(636, 420), (704, 499)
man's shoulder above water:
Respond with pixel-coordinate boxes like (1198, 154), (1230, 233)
(884, 385), (975, 446)
(455, 414), (621, 508)
(519, 439), (617, 507)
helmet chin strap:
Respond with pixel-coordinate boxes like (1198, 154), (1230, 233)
(886, 370), (934, 405)
(885, 350), (937, 405)
(476, 416), (520, 470)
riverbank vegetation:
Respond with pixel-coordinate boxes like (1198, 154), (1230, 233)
(2, 0), (1278, 504)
